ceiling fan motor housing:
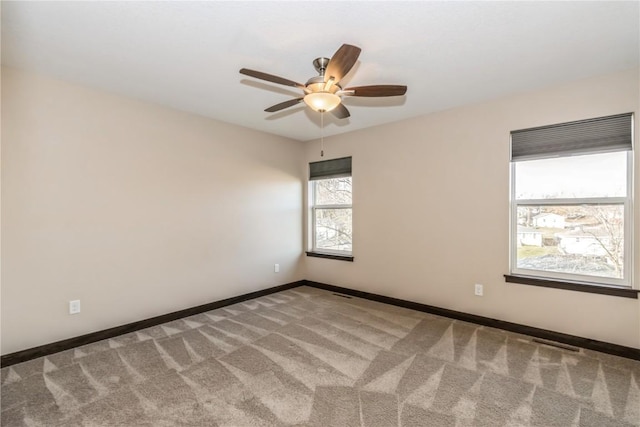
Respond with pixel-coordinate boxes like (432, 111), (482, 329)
(305, 76), (341, 94)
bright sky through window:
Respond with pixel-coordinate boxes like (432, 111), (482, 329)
(515, 151), (627, 199)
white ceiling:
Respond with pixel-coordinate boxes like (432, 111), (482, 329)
(2, 1), (639, 142)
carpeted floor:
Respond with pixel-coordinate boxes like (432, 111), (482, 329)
(1, 286), (639, 426)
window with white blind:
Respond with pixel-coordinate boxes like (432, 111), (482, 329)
(509, 113), (633, 288)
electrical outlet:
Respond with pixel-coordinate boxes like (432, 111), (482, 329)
(69, 300), (81, 315)
(474, 284), (483, 296)
(274, 264), (280, 273)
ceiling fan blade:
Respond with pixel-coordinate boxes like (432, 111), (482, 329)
(343, 85), (407, 97)
(330, 103), (350, 119)
(240, 68), (304, 89)
(341, 85), (407, 97)
(264, 97), (304, 113)
(325, 44), (361, 84)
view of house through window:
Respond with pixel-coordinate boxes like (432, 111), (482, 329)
(512, 146), (632, 286)
(312, 176), (353, 253)
(516, 203), (625, 280)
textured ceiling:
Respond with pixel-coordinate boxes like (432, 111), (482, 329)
(2, 1), (639, 141)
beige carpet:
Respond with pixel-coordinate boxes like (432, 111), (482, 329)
(1, 286), (639, 426)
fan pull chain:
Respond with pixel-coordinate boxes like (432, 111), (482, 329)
(320, 112), (324, 157)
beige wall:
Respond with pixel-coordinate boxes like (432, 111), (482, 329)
(304, 68), (640, 349)
(3, 65), (639, 356)
(1, 67), (304, 354)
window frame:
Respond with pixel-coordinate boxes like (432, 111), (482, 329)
(310, 176), (353, 256)
(509, 150), (634, 289)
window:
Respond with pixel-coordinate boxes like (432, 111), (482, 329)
(308, 157), (353, 259)
(510, 113), (633, 288)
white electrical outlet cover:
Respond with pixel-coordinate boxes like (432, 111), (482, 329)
(69, 300), (81, 314)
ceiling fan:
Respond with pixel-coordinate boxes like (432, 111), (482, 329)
(239, 44), (407, 119)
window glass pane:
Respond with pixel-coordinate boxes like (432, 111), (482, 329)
(315, 208), (352, 252)
(315, 177), (352, 205)
(515, 151), (626, 199)
(516, 204), (624, 279)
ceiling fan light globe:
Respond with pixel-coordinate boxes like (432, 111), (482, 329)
(303, 92), (341, 113)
